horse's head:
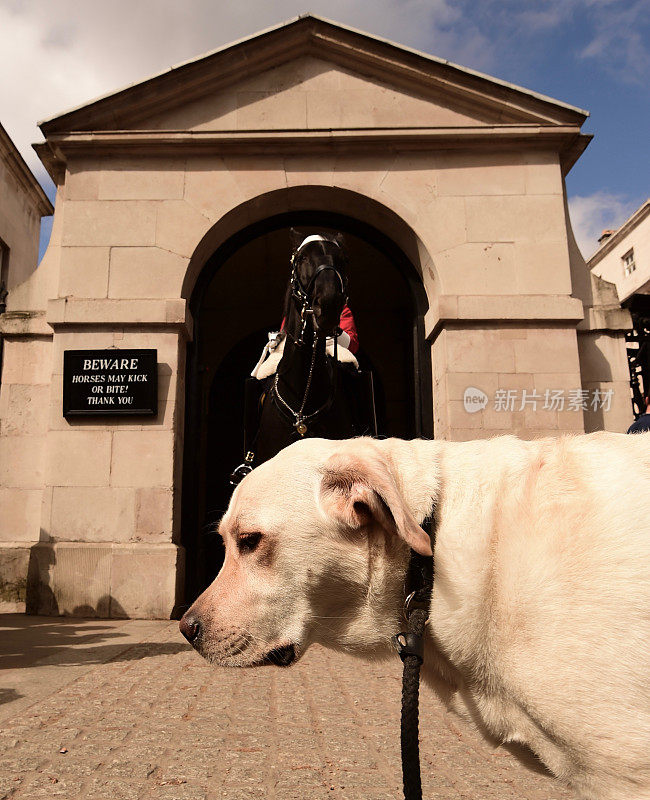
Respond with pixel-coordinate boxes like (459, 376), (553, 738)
(289, 231), (348, 338)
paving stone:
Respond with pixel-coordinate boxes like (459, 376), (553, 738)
(0, 617), (576, 800)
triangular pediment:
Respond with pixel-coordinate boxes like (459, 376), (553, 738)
(136, 56), (504, 132)
(39, 15), (588, 137)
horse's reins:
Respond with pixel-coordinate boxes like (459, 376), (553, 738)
(393, 515), (436, 800)
(272, 236), (348, 436)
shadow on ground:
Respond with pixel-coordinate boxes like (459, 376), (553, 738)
(0, 615), (189, 670)
(503, 742), (554, 777)
(0, 687), (24, 706)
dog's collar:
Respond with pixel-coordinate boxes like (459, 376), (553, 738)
(394, 510), (435, 660)
(402, 511), (436, 621)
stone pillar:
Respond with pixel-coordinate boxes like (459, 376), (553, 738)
(25, 298), (191, 618)
(562, 190), (633, 432)
(0, 313), (52, 612)
(577, 275), (633, 433)
(427, 294), (586, 440)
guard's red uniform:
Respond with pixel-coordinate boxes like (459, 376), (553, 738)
(281, 304), (359, 354)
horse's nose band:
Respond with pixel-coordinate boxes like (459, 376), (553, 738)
(304, 263), (348, 299)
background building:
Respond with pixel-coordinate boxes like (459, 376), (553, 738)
(0, 15), (633, 618)
(0, 120), (54, 371)
(589, 200), (650, 303)
(0, 122), (53, 613)
(589, 199), (650, 415)
(0, 122), (53, 299)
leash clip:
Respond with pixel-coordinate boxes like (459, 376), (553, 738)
(229, 452), (255, 486)
(403, 590), (430, 621)
(393, 631), (424, 664)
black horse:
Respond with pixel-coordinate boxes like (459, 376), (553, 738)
(232, 230), (375, 480)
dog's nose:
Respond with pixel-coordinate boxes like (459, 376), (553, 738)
(179, 614), (201, 644)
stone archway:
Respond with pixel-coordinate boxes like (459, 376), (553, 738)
(181, 185), (438, 304)
(180, 194), (434, 602)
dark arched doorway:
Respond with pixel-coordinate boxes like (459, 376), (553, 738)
(181, 211), (432, 603)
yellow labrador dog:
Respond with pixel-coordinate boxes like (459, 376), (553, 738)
(180, 433), (650, 800)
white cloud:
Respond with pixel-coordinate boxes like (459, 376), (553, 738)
(2, 0), (645, 266)
(567, 191), (640, 259)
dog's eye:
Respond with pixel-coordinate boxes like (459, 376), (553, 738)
(238, 533), (262, 553)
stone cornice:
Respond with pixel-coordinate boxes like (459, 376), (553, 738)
(45, 298), (193, 338)
(577, 306), (632, 333)
(1, 300), (195, 338)
(425, 294), (585, 340)
(0, 310), (52, 337)
(35, 126), (590, 183)
(0, 123), (53, 217)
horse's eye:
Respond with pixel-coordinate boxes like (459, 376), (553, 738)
(238, 533), (262, 553)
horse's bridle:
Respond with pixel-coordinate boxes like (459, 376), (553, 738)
(289, 238), (348, 345)
(269, 237), (348, 435)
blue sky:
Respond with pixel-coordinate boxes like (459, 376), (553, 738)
(450, 0), (649, 252)
(0, 0), (646, 262)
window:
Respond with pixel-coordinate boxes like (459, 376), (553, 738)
(622, 248), (636, 277)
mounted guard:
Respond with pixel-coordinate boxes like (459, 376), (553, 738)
(231, 230), (377, 483)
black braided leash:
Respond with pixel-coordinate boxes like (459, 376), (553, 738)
(393, 516), (435, 800)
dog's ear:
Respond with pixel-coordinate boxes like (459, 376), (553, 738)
(318, 453), (433, 556)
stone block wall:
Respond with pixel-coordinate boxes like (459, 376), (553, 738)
(578, 328), (632, 433)
(26, 541), (183, 618)
(0, 136), (633, 617)
(0, 144), (48, 290)
(54, 146), (600, 451)
(0, 333), (52, 612)
(28, 323), (187, 618)
(432, 325), (585, 441)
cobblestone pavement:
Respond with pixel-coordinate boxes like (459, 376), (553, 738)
(0, 615), (574, 800)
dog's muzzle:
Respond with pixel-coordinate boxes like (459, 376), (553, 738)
(180, 612), (297, 668)
(261, 643), (296, 667)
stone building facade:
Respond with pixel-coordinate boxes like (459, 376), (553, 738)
(589, 199), (650, 303)
(0, 16), (632, 618)
(0, 123), (53, 295)
(0, 122), (53, 612)
(589, 199), (650, 414)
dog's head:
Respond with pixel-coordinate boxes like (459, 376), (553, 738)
(179, 438), (433, 667)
